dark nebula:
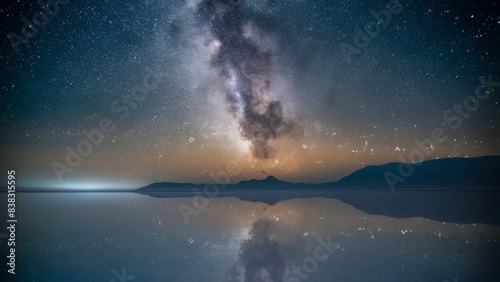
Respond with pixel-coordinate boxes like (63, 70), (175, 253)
(196, 0), (295, 158)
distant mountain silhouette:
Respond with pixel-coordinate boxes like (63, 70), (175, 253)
(138, 175), (297, 192)
(138, 156), (500, 192)
(331, 156), (499, 190)
(136, 156), (500, 225)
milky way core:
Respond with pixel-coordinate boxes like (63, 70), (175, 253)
(196, 0), (295, 158)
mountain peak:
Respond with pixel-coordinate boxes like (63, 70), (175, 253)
(264, 175), (279, 181)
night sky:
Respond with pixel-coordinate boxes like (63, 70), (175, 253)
(1, 0), (499, 189)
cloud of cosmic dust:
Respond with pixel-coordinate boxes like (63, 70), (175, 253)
(195, 0), (295, 158)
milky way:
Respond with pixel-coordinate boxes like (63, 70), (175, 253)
(195, 0), (295, 158)
(231, 220), (286, 282)
(2, 0), (499, 187)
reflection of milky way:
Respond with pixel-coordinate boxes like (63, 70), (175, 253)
(232, 220), (286, 282)
(196, 0), (295, 158)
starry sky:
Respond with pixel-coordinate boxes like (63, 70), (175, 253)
(1, 0), (499, 189)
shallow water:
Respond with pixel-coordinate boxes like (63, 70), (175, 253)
(2, 192), (499, 281)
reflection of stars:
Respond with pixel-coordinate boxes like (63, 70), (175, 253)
(236, 226), (251, 242)
(303, 232), (317, 237)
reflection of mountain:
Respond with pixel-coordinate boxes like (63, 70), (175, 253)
(136, 156), (500, 225)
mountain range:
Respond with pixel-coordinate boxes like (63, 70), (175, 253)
(138, 155), (500, 191)
(136, 156), (500, 226)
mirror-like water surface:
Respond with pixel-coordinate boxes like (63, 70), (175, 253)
(3, 192), (499, 282)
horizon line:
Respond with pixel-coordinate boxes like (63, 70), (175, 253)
(2, 189), (500, 193)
